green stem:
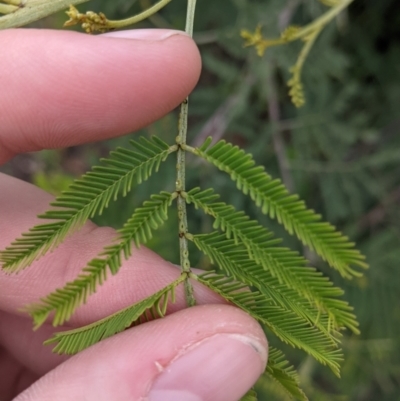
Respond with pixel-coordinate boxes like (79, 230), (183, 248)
(139, 0), (172, 29)
(295, 26), (322, 72)
(0, 3), (18, 14)
(291, 0), (353, 41)
(176, 0), (197, 307)
(184, 0), (197, 37)
(107, 0), (172, 29)
(3, 0), (21, 5)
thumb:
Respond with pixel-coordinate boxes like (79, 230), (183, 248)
(15, 305), (268, 401)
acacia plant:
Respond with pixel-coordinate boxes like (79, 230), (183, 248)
(0, 0), (365, 399)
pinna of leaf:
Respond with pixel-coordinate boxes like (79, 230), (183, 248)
(0, 0), (365, 400)
(0, 133), (367, 398)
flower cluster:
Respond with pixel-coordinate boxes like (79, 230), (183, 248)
(287, 67), (306, 108)
(64, 5), (109, 33)
(240, 25), (283, 57)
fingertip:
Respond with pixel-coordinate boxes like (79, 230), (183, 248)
(0, 28), (202, 162)
(16, 305), (266, 401)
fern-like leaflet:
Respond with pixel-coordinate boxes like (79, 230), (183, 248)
(25, 191), (175, 328)
(0, 136), (176, 273)
(0, 134), (367, 398)
(185, 187), (359, 333)
(185, 139), (368, 279)
(262, 347), (308, 401)
(192, 231), (336, 338)
(1, 0), (366, 398)
(45, 275), (184, 355)
(195, 258), (342, 375)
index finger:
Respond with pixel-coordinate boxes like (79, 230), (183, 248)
(0, 27), (209, 372)
(0, 26), (204, 315)
(0, 28), (201, 164)
(0, 173), (223, 375)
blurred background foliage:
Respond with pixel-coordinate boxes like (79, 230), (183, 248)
(2, 0), (400, 399)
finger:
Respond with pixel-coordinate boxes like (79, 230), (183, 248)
(0, 172), (223, 318)
(14, 306), (268, 401)
(0, 173), (223, 374)
(0, 311), (69, 377)
(0, 345), (38, 401)
(0, 28), (201, 164)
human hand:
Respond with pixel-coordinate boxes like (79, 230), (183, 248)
(0, 29), (267, 401)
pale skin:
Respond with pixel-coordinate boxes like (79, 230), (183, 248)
(0, 29), (268, 400)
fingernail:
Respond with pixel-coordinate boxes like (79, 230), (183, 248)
(101, 29), (189, 41)
(148, 334), (267, 401)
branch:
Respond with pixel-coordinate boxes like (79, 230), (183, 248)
(0, 0), (89, 29)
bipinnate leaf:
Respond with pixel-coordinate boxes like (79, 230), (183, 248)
(185, 139), (368, 279)
(45, 275), (184, 355)
(196, 272), (343, 376)
(186, 188), (359, 333)
(0, 136), (176, 273)
(25, 191), (175, 328)
(192, 232), (340, 338)
(193, 232), (333, 332)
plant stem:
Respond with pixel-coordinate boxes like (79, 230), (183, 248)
(176, 0), (197, 307)
(0, 3), (18, 14)
(139, 0), (172, 29)
(107, 0), (172, 29)
(184, 0), (197, 37)
(291, 0), (353, 41)
(3, 0), (21, 5)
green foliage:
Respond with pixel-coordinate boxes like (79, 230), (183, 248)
(264, 347), (308, 401)
(0, 132), (362, 396)
(0, 136), (175, 272)
(196, 266), (342, 375)
(186, 187), (358, 333)
(187, 139), (367, 278)
(2, 0), (392, 399)
(45, 276), (184, 354)
(25, 191), (175, 328)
